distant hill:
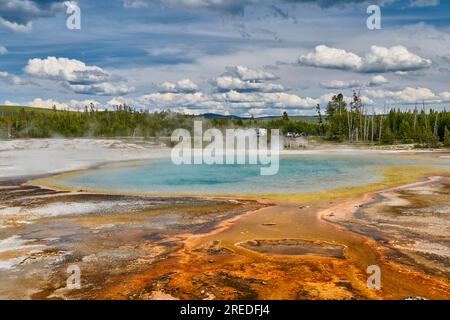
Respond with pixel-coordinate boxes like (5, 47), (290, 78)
(200, 113), (320, 122)
(0, 105), (61, 114)
(200, 113), (245, 120)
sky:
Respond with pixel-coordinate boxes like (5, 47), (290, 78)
(0, 0), (450, 116)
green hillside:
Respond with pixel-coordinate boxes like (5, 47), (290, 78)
(0, 105), (66, 114)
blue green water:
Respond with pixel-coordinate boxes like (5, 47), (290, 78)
(56, 154), (445, 195)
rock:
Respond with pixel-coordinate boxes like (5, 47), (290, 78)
(402, 296), (427, 300)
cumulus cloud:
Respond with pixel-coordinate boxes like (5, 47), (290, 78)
(107, 97), (132, 107)
(213, 90), (319, 108)
(359, 95), (375, 105)
(132, 69), (381, 115)
(140, 91), (208, 107)
(0, 70), (26, 85)
(320, 75), (388, 90)
(137, 65), (319, 114)
(202, 66), (323, 111)
(25, 57), (110, 84)
(137, 75), (322, 115)
(160, 78), (199, 93)
(25, 56), (134, 96)
(30, 98), (67, 110)
(439, 91), (450, 102)
(29, 98), (101, 111)
(299, 45), (431, 73)
(69, 83), (135, 96)
(363, 46), (432, 73)
(209, 76), (285, 93)
(0, 45), (7, 54)
(299, 45), (363, 71)
(366, 87), (440, 103)
(0, 0), (64, 32)
(213, 90), (256, 103)
(320, 80), (361, 89)
(67, 99), (102, 110)
(209, 65), (284, 93)
(368, 75), (388, 86)
(225, 65), (279, 81)
(0, 18), (32, 32)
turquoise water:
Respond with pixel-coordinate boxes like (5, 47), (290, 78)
(56, 154), (441, 195)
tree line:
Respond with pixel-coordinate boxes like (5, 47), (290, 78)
(323, 93), (450, 147)
(1, 96), (450, 147)
(0, 103), (322, 140)
(0, 105), (195, 138)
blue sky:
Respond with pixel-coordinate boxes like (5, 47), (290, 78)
(0, 0), (450, 116)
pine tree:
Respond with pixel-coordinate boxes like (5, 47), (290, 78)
(444, 127), (450, 147)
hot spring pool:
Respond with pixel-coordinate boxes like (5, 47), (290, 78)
(54, 153), (449, 195)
